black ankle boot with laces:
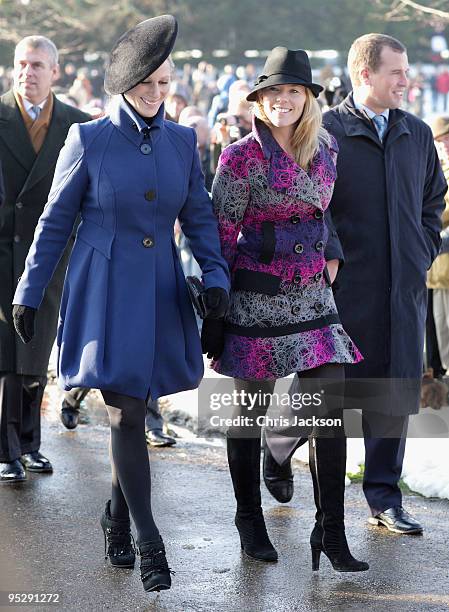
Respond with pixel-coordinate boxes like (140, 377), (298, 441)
(100, 500), (135, 568)
(138, 537), (173, 592)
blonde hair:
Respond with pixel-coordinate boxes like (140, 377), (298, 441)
(255, 87), (330, 170)
(348, 33), (406, 87)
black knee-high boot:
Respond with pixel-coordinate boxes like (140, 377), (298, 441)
(226, 437), (278, 562)
(309, 436), (369, 572)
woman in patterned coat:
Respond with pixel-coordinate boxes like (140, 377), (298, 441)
(202, 47), (368, 572)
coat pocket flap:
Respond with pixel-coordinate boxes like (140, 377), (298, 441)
(233, 268), (281, 295)
(76, 219), (114, 259)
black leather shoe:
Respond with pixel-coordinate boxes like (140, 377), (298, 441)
(20, 451), (53, 473)
(263, 446), (294, 503)
(60, 402), (80, 430)
(145, 430), (176, 447)
(0, 459), (26, 482)
(368, 506), (423, 534)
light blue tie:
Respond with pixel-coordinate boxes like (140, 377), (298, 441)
(30, 105), (41, 121)
(372, 114), (387, 141)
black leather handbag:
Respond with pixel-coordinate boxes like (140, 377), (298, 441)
(186, 276), (207, 319)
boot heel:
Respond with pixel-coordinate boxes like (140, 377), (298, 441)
(311, 547), (321, 571)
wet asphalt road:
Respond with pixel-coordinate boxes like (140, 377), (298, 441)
(0, 389), (448, 612)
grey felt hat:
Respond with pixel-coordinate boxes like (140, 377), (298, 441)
(104, 15), (178, 95)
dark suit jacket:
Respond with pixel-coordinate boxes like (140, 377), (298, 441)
(0, 90), (89, 376)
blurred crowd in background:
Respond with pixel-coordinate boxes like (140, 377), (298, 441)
(1, 57), (448, 191)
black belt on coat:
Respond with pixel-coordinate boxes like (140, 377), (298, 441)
(225, 313), (341, 338)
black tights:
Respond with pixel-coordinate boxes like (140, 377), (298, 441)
(101, 390), (159, 544)
(231, 363), (345, 463)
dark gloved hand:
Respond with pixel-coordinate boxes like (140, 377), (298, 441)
(203, 287), (229, 319)
(12, 304), (37, 344)
(201, 318), (225, 360)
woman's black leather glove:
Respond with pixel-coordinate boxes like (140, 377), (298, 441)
(201, 318), (225, 360)
(203, 287), (229, 319)
(12, 304), (37, 344)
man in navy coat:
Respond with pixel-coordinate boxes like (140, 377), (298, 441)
(263, 33), (447, 535)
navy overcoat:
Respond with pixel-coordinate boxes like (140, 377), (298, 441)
(324, 94), (447, 415)
(14, 97), (230, 400)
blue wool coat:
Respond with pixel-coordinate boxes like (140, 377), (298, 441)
(13, 97), (230, 400)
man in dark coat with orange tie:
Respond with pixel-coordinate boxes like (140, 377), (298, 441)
(0, 35), (89, 482)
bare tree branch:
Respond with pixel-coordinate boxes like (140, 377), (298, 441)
(374, 0), (449, 23)
(399, 0), (449, 20)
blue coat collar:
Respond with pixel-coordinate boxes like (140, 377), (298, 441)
(108, 95), (165, 146)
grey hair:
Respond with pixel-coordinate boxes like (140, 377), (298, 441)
(14, 36), (59, 67)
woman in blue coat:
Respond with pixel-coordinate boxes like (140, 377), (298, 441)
(12, 16), (229, 593)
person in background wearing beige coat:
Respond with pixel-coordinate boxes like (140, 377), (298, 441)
(427, 115), (449, 371)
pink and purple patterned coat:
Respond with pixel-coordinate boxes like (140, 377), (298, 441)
(211, 118), (362, 380)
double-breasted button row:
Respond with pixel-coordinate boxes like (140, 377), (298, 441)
(291, 212), (323, 223)
(291, 271), (325, 286)
(142, 236), (154, 248)
(293, 303), (324, 315)
(293, 241), (324, 254)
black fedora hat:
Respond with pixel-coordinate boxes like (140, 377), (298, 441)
(104, 14), (178, 95)
(246, 47), (323, 101)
